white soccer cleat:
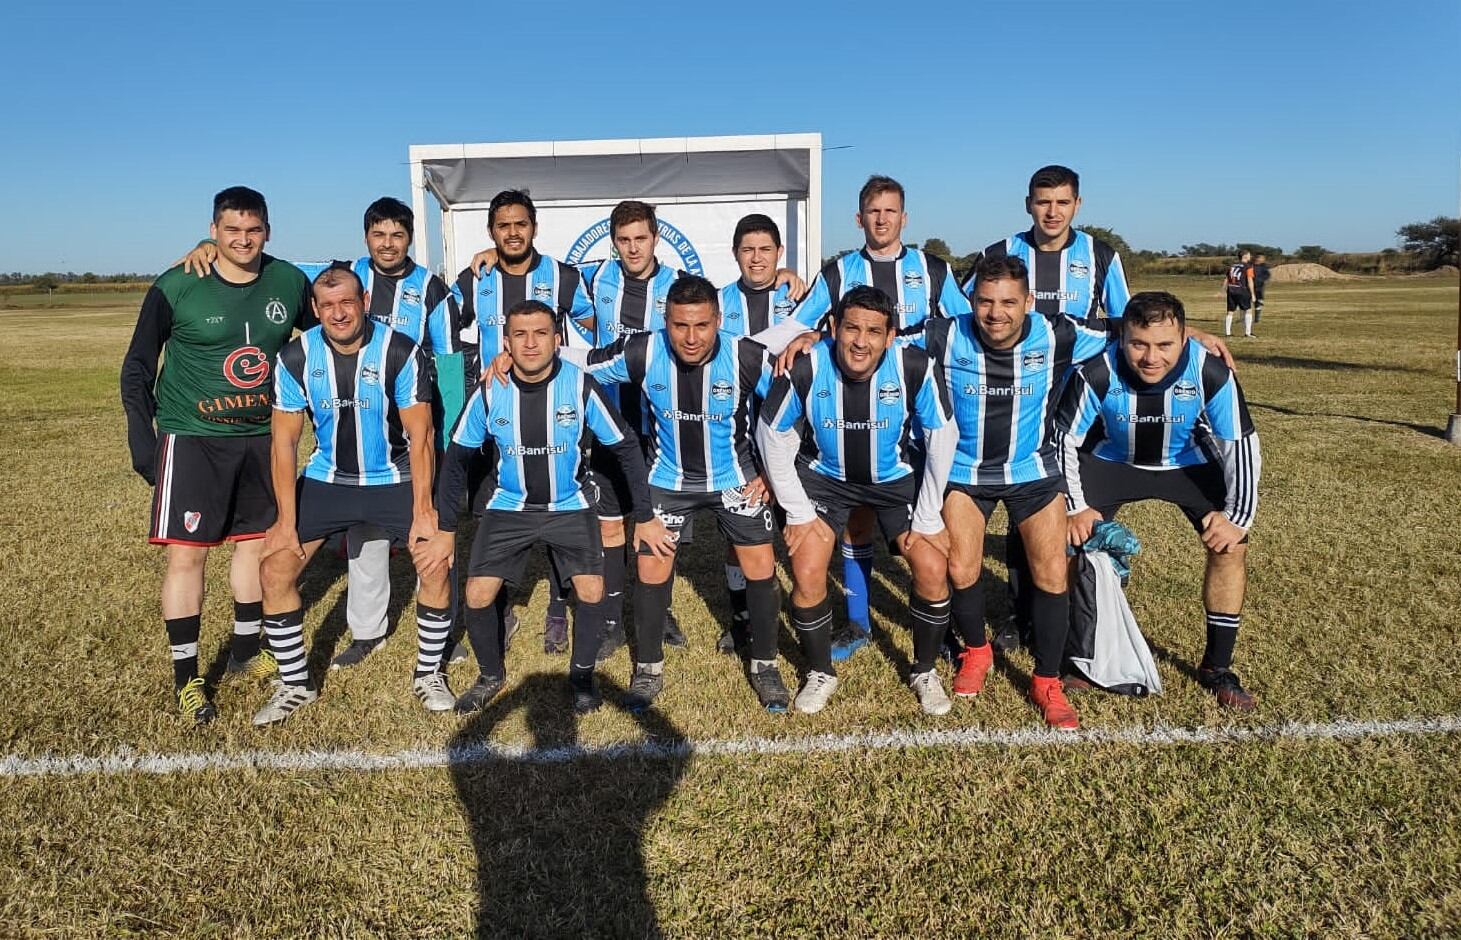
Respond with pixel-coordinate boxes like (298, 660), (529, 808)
(794, 671), (839, 714)
(412, 672), (456, 712)
(252, 684), (318, 726)
(909, 670), (952, 716)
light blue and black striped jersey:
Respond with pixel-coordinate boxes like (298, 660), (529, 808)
(577, 258), (684, 348)
(451, 251), (593, 360)
(788, 246), (971, 336)
(581, 330), (773, 492)
(444, 359), (629, 516)
(718, 279), (799, 337)
(294, 258), (459, 353)
(917, 313), (1110, 485)
(968, 230), (1130, 323)
(274, 322), (431, 486)
(760, 339), (951, 485)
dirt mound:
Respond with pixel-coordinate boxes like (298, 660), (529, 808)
(1268, 263), (1357, 282)
(1400, 265), (1459, 278)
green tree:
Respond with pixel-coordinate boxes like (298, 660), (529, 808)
(1293, 245), (1328, 262)
(923, 238), (954, 261)
(33, 273), (59, 295)
(1078, 225), (1132, 256)
(1396, 216), (1460, 269)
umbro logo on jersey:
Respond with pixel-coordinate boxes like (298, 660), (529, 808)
(956, 357), (972, 366)
(402, 287), (422, 306)
(1173, 380), (1200, 401)
(599, 296), (613, 306)
(1022, 351), (1047, 369)
(495, 417), (510, 426)
(902, 271), (924, 288)
(555, 405), (578, 426)
(361, 365), (380, 386)
(711, 380), (733, 401)
(726, 310), (741, 320)
(264, 299), (289, 324)
(183, 511), (201, 533)
(816, 389), (831, 398)
(651, 383), (667, 392)
(877, 382), (901, 404)
(480, 285), (495, 296)
(311, 369), (325, 378)
(1067, 261), (1090, 280)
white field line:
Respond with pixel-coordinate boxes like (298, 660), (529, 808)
(3, 714), (1460, 779)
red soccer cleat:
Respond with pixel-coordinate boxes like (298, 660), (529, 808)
(952, 643), (994, 698)
(1030, 675), (1080, 731)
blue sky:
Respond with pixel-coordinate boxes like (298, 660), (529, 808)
(3, 0), (1456, 273)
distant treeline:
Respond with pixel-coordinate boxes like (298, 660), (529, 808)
(1, 272), (151, 294)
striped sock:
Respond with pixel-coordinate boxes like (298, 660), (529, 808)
(415, 603), (452, 678)
(263, 608), (310, 687)
(165, 614), (201, 689)
(792, 599), (835, 675)
(910, 594), (951, 674)
(232, 600), (262, 662)
(840, 541), (874, 630)
(1201, 611), (1241, 671)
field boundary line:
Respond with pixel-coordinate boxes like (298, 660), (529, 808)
(4, 714), (1460, 779)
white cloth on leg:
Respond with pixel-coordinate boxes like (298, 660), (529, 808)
(346, 526), (391, 642)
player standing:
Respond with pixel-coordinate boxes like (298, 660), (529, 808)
(1224, 250), (1257, 338)
(121, 186), (312, 724)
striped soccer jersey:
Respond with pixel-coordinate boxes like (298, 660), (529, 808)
(790, 246), (970, 335)
(273, 322), (431, 485)
(760, 339), (951, 485)
(452, 251), (593, 358)
(582, 331), (772, 492)
(919, 312), (1110, 486)
(445, 359), (629, 515)
(296, 258), (459, 353)
(970, 230), (1131, 322)
(718, 279), (799, 337)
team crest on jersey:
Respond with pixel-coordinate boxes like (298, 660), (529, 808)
(902, 271), (924, 289)
(555, 405), (578, 427)
(711, 380), (734, 401)
(402, 287), (421, 306)
(1022, 351), (1047, 369)
(1173, 380), (1200, 402)
(361, 364), (380, 386)
(223, 345), (270, 389)
(1067, 261), (1089, 280)
(264, 299), (289, 324)
(774, 298), (795, 317)
(877, 382), (901, 404)
(183, 511), (201, 533)
(533, 283), (553, 301)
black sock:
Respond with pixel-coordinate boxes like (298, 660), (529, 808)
(745, 576), (780, 662)
(572, 598), (608, 672)
(910, 593), (951, 674)
(792, 599), (835, 675)
(231, 601), (262, 662)
(726, 563), (749, 625)
(950, 580), (988, 648)
(1201, 611), (1241, 671)
(603, 544), (626, 641)
(1030, 587), (1070, 678)
(547, 552), (569, 620)
(634, 578), (672, 664)
(166, 614), (201, 689)
(464, 603), (503, 679)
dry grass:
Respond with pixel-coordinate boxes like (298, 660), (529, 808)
(1, 277), (1459, 937)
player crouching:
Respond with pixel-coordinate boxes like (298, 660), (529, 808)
(255, 265), (446, 725)
(1054, 291), (1261, 709)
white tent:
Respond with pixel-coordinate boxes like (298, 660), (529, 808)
(408, 134), (822, 287)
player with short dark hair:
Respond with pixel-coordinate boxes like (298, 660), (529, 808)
(1252, 253), (1271, 326)
(1054, 291), (1261, 709)
(121, 185), (313, 724)
(566, 275), (791, 712)
(252, 265), (442, 725)
(758, 286), (959, 716)
(1224, 250), (1256, 338)
(418, 299), (670, 713)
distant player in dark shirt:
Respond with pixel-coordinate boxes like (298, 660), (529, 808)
(1252, 254), (1271, 325)
(1224, 251), (1256, 338)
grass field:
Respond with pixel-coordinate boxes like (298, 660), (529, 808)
(2, 276), (1459, 938)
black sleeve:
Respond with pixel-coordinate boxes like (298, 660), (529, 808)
(584, 377), (654, 523)
(433, 442), (476, 532)
(120, 285), (173, 484)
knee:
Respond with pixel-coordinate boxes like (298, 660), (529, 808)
(947, 560), (982, 590)
(1029, 559), (1067, 594)
(259, 553), (299, 597)
(738, 548), (776, 582)
(166, 547), (208, 575)
(600, 520), (625, 547)
(464, 580), (496, 608)
(575, 578), (605, 605)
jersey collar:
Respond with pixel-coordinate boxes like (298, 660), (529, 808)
(860, 244), (908, 263)
(512, 355), (562, 390)
(370, 257), (416, 280)
(1023, 228), (1077, 253)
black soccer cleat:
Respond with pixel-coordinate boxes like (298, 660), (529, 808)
(569, 672), (602, 714)
(663, 611), (688, 649)
(748, 665), (791, 713)
(622, 665), (664, 713)
(454, 673), (505, 715)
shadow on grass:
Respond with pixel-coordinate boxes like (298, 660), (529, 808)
(449, 673), (688, 939)
(1240, 354), (1431, 375)
(1248, 400), (1443, 438)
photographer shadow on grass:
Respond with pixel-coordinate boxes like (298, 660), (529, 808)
(448, 672), (689, 939)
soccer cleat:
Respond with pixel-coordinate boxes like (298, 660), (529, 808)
(991, 621), (1022, 654)
(952, 643), (994, 698)
(622, 665), (665, 713)
(454, 673), (505, 715)
(569, 672), (602, 714)
(226, 649), (278, 683)
(448, 640), (470, 665)
(330, 636), (387, 671)
(940, 628), (966, 666)
(663, 611), (688, 649)
(1061, 671), (1097, 693)
(1198, 667), (1257, 711)
(412, 672), (456, 712)
(829, 623), (870, 662)
(176, 677), (217, 726)
(793, 670), (839, 715)
(251, 683), (318, 726)
(909, 669), (952, 716)
(595, 621), (626, 665)
(543, 614), (569, 655)
(1030, 676), (1079, 731)
(748, 665), (791, 713)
